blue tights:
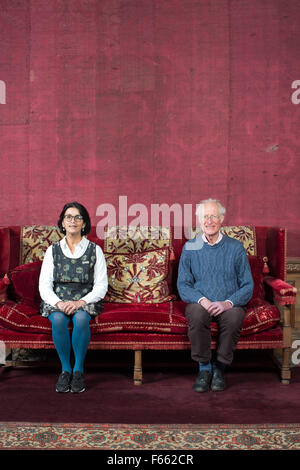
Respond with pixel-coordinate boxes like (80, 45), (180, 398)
(49, 310), (91, 374)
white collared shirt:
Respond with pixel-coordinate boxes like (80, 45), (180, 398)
(39, 236), (108, 307)
(202, 232), (223, 245)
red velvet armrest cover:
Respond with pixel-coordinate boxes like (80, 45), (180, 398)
(264, 276), (297, 305)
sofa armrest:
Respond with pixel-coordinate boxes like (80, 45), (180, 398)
(264, 276), (297, 306)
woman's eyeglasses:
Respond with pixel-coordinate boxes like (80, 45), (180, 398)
(64, 215), (83, 222)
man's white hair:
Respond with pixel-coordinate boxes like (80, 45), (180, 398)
(195, 198), (226, 219)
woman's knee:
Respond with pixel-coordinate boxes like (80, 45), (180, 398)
(72, 309), (91, 328)
(49, 311), (69, 329)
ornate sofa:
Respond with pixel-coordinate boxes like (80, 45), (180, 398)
(0, 224), (297, 385)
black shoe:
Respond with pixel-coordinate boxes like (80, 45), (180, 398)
(211, 367), (226, 391)
(56, 371), (71, 393)
(71, 371), (86, 393)
(193, 370), (212, 393)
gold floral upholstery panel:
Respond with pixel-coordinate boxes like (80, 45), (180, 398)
(104, 248), (175, 303)
(188, 226), (256, 255)
(104, 226), (172, 253)
(221, 226), (256, 255)
(20, 226), (63, 265)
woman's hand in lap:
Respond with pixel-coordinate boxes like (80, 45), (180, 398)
(55, 300), (86, 315)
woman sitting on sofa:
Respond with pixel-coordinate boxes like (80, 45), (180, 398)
(39, 202), (108, 393)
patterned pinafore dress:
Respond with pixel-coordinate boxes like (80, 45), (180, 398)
(40, 241), (104, 317)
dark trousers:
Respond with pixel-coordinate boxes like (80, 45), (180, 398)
(185, 303), (245, 365)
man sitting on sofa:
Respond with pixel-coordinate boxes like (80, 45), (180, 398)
(177, 198), (254, 392)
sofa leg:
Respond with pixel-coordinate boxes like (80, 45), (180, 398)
(280, 305), (293, 384)
(281, 347), (291, 384)
(0, 343), (11, 366)
(134, 350), (142, 385)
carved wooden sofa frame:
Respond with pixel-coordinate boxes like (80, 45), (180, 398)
(0, 224), (296, 385)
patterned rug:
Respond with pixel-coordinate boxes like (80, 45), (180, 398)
(1, 422), (300, 450)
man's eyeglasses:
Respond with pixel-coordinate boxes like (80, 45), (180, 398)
(64, 215), (83, 222)
(202, 215), (220, 221)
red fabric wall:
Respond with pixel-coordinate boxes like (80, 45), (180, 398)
(0, 0), (299, 255)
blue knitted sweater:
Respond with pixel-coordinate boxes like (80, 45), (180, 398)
(177, 235), (254, 307)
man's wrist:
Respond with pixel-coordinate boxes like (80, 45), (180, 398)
(198, 297), (211, 308)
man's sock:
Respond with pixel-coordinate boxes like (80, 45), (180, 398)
(199, 361), (212, 372)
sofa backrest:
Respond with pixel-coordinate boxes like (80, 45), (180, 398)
(0, 224), (286, 281)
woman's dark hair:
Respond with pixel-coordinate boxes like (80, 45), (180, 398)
(57, 202), (91, 235)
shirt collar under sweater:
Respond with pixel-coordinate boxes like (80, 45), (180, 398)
(202, 232), (223, 246)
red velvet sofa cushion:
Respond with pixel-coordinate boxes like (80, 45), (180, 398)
(210, 299), (280, 337)
(0, 298), (280, 337)
(7, 261), (42, 309)
(91, 301), (187, 334)
(241, 299), (280, 335)
(0, 301), (188, 335)
(0, 301), (49, 333)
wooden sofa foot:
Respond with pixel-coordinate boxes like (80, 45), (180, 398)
(281, 379), (290, 385)
(280, 347), (291, 384)
(134, 350), (142, 385)
(0, 344), (10, 367)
